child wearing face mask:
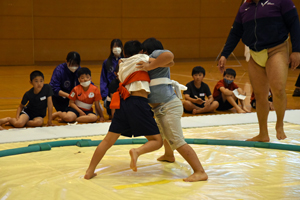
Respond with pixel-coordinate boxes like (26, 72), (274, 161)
(212, 68), (250, 113)
(52, 67), (105, 123)
(50, 51), (81, 112)
(100, 39), (124, 119)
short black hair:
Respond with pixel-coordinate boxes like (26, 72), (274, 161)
(30, 70), (44, 81)
(192, 66), (205, 76)
(141, 38), (164, 55)
(223, 68), (236, 78)
(123, 40), (142, 57)
(77, 67), (91, 77)
(66, 51), (81, 66)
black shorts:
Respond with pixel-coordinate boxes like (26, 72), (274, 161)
(52, 95), (69, 112)
(20, 108), (45, 120)
(109, 96), (160, 137)
(67, 107), (95, 117)
(215, 94), (238, 111)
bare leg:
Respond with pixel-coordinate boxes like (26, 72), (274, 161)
(193, 101), (219, 114)
(225, 95), (245, 113)
(84, 132), (120, 179)
(26, 117), (44, 127)
(52, 111), (62, 120)
(129, 134), (163, 172)
(9, 114), (29, 128)
(61, 112), (77, 123)
(0, 117), (11, 125)
(176, 144), (208, 182)
(266, 47), (289, 140)
(246, 57), (270, 142)
(157, 139), (175, 162)
(76, 114), (97, 123)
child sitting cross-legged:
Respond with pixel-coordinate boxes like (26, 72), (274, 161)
(183, 66), (219, 114)
(52, 67), (105, 123)
(212, 68), (250, 113)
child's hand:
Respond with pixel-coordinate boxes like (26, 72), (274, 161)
(136, 61), (150, 71)
(194, 96), (205, 105)
(79, 112), (86, 116)
(98, 117), (105, 122)
(47, 122), (56, 127)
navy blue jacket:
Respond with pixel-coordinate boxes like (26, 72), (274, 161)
(221, 0), (300, 58)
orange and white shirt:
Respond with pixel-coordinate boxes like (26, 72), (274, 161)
(69, 84), (102, 111)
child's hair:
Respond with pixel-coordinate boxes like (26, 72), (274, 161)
(141, 38), (164, 55)
(66, 51), (81, 66)
(106, 39), (124, 71)
(223, 68), (236, 78)
(192, 66), (205, 76)
(77, 67), (91, 77)
(123, 40), (142, 57)
(30, 70), (44, 81)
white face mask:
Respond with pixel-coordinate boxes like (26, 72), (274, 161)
(112, 47), (122, 56)
(80, 80), (91, 87)
(68, 66), (78, 73)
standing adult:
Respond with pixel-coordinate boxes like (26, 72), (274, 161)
(100, 39), (124, 119)
(50, 51), (81, 112)
(218, 0), (300, 142)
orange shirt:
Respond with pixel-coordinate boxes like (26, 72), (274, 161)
(69, 84), (102, 111)
(213, 79), (239, 98)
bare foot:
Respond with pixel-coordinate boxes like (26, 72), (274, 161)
(157, 155), (175, 163)
(183, 172), (208, 182)
(0, 117), (11, 125)
(52, 112), (61, 120)
(0, 126), (5, 130)
(236, 107), (246, 113)
(276, 124), (287, 140)
(129, 148), (139, 172)
(192, 109), (197, 115)
(246, 135), (270, 142)
(242, 106), (251, 113)
(84, 169), (97, 180)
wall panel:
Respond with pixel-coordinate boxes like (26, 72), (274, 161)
(33, 0), (122, 17)
(34, 39), (113, 62)
(122, 18), (200, 39)
(122, 0), (200, 18)
(34, 17), (122, 39)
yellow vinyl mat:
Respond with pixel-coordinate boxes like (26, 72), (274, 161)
(1, 122), (300, 200)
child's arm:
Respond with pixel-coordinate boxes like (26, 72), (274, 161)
(15, 104), (24, 119)
(94, 100), (105, 122)
(219, 87), (234, 96)
(46, 96), (55, 126)
(69, 100), (86, 116)
(184, 94), (205, 105)
(58, 90), (69, 98)
(206, 95), (214, 105)
(136, 52), (174, 71)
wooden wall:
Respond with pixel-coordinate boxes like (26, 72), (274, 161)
(1, 0), (300, 65)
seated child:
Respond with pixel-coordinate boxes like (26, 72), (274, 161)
(0, 70), (54, 130)
(183, 66), (219, 114)
(212, 68), (250, 113)
(84, 40), (166, 179)
(251, 89), (274, 110)
(52, 67), (105, 123)
(107, 65), (120, 118)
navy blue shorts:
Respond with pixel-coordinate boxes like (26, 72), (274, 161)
(67, 107), (95, 117)
(109, 96), (160, 137)
(215, 94), (238, 111)
(20, 108), (45, 120)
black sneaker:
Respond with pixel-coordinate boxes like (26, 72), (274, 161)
(292, 88), (300, 97)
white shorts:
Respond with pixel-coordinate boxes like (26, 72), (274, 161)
(152, 97), (186, 150)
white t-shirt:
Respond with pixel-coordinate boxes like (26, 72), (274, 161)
(118, 54), (150, 94)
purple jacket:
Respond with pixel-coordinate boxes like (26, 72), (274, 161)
(221, 0), (300, 58)
(100, 58), (120, 99)
(49, 63), (80, 96)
